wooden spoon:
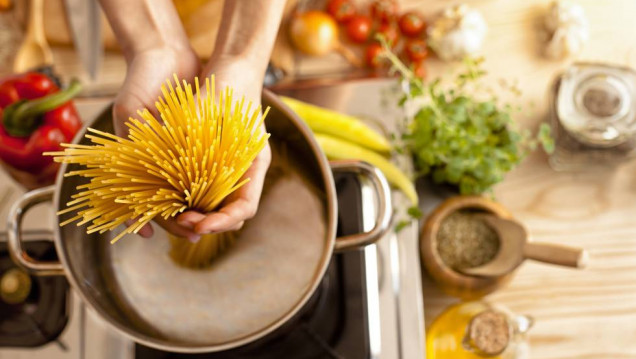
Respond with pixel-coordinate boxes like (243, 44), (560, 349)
(459, 214), (588, 277)
(13, 0), (53, 73)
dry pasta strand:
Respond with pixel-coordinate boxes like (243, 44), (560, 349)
(46, 75), (270, 244)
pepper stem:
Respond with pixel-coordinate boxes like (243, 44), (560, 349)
(2, 79), (82, 137)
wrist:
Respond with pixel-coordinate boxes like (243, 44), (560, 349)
(125, 42), (197, 64)
(204, 55), (266, 84)
(99, 0), (192, 63)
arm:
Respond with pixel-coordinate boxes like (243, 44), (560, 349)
(98, 0), (191, 62)
(177, 0), (287, 234)
(99, 0), (285, 239)
(205, 0), (287, 91)
(99, 0), (201, 241)
(98, 0), (200, 135)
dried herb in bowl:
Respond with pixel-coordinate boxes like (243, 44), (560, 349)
(436, 211), (500, 270)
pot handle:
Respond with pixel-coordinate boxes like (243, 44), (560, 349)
(8, 186), (64, 276)
(330, 160), (393, 252)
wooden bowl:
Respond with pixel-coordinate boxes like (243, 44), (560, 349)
(420, 196), (515, 299)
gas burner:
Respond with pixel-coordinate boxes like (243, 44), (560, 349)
(0, 238), (70, 348)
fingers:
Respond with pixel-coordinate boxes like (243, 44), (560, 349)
(177, 211), (206, 227)
(193, 200), (252, 234)
(194, 144), (271, 234)
(112, 88), (150, 137)
(112, 102), (129, 137)
(154, 217), (201, 243)
(177, 211), (239, 236)
(124, 219), (154, 238)
(137, 224), (154, 238)
(231, 143), (271, 212)
(124, 216), (200, 242)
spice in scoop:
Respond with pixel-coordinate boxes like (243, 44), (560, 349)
(437, 211), (499, 270)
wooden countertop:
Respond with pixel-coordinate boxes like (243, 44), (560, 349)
(282, 0), (636, 357)
(10, 0), (636, 357)
(406, 1), (636, 358)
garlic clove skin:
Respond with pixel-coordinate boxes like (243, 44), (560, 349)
(543, 1), (589, 60)
(428, 4), (488, 62)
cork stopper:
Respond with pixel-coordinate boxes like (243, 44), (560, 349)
(465, 310), (510, 356)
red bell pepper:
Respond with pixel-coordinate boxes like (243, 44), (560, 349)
(0, 73), (82, 187)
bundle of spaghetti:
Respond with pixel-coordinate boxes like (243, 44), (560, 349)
(169, 232), (237, 268)
(47, 75), (270, 244)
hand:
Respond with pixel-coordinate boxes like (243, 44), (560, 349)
(176, 57), (272, 236)
(100, 0), (281, 242)
(112, 46), (200, 136)
(114, 46), (204, 241)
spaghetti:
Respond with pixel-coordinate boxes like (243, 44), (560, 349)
(47, 75), (270, 244)
(169, 232), (236, 268)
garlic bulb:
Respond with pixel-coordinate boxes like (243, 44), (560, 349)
(427, 4), (487, 62)
(543, 1), (589, 60)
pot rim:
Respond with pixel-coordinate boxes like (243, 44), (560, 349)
(51, 89), (339, 353)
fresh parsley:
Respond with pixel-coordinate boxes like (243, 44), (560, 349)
(380, 39), (554, 195)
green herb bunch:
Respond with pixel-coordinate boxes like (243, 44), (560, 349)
(381, 40), (554, 195)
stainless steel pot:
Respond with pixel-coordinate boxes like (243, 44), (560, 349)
(7, 90), (392, 353)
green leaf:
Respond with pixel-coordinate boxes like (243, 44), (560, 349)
(395, 220), (410, 233)
(407, 206), (423, 218)
(538, 123), (555, 154)
(387, 47), (540, 195)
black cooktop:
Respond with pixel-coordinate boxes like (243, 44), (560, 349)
(0, 239), (70, 347)
(135, 173), (371, 359)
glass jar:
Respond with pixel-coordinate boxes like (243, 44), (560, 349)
(427, 301), (533, 359)
(549, 62), (636, 171)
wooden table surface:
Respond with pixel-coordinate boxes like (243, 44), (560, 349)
(21, 0), (636, 357)
(290, 0), (636, 357)
(400, 1), (636, 358)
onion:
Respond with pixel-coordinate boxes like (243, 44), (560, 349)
(289, 11), (360, 66)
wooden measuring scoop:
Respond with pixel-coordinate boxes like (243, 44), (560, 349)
(459, 214), (588, 277)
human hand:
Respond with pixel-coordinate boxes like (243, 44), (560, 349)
(112, 46), (200, 136)
(104, 0), (282, 242)
(114, 46), (204, 241)
(175, 57), (272, 236)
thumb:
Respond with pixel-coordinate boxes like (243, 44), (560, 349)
(111, 88), (150, 137)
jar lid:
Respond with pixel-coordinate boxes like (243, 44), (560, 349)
(464, 310), (511, 356)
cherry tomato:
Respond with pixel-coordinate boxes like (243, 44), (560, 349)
(413, 59), (427, 79)
(326, 0), (356, 24)
(376, 23), (399, 47)
(404, 39), (429, 62)
(365, 43), (385, 68)
(370, 0), (398, 23)
(346, 15), (373, 43)
(398, 11), (426, 37)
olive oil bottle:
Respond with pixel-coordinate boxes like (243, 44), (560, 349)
(427, 301), (533, 359)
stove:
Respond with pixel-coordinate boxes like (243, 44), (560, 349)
(0, 238), (69, 348)
(0, 80), (426, 358)
(133, 173), (371, 359)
